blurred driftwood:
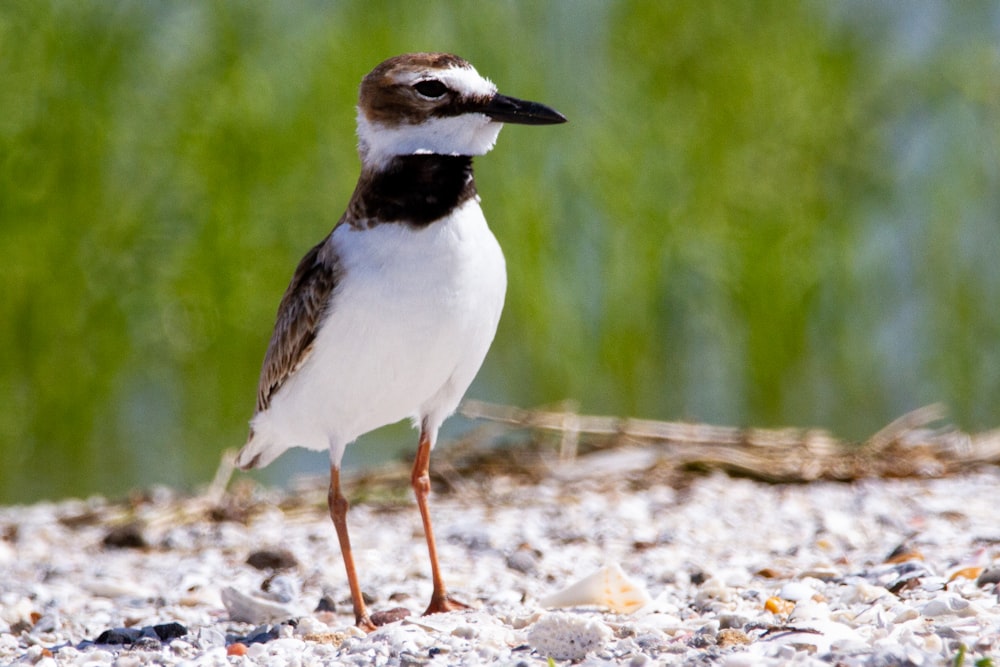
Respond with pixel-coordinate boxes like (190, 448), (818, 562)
(456, 400), (1000, 482)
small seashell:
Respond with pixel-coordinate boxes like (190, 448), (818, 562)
(947, 566), (983, 582)
(884, 544), (923, 564)
(539, 562), (651, 614)
(221, 586), (296, 624)
(401, 614), (451, 633)
(755, 567), (784, 579)
(921, 594), (971, 617)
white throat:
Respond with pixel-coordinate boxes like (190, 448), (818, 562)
(356, 111), (503, 171)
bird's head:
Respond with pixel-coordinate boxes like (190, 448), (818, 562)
(356, 53), (566, 170)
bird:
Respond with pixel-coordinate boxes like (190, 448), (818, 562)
(234, 53), (566, 631)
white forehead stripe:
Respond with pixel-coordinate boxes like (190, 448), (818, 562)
(392, 64), (496, 99)
(437, 65), (497, 98)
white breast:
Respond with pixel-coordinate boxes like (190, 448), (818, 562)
(249, 197), (506, 466)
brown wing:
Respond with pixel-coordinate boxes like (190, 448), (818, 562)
(255, 236), (341, 413)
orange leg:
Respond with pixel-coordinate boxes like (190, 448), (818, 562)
(328, 464), (376, 632)
(412, 422), (470, 616)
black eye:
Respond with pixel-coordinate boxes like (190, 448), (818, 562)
(414, 79), (448, 98)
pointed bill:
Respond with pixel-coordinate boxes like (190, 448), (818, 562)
(484, 93), (567, 125)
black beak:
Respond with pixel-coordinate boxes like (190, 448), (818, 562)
(484, 93), (567, 125)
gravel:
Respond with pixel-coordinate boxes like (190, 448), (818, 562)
(1, 461), (999, 665)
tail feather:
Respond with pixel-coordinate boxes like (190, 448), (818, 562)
(234, 428), (267, 470)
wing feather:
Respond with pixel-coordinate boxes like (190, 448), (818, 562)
(255, 236), (341, 414)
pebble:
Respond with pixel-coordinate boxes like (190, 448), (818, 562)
(505, 548), (538, 574)
(976, 567), (1000, 587)
(921, 594), (971, 617)
(778, 581), (815, 601)
(0, 468), (998, 665)
(246, 548), (299, 572)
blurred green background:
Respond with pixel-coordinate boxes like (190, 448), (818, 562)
(2, 1), (998, 504)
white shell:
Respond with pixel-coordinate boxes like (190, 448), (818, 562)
(539, 563), (652, 614)
(526, 612), (612, 661)
(221, 586), (297, 625)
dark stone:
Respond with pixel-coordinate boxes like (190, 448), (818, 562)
(246, 548), (299, 571)
(91, 622), (185, 646)
(246, 627), (280, 644)
(8, 620), (32, 634)
(232, 623), (292, 645)
(102, 523), (147, 549)
(94, 628), (142, 644)
(153, 622), (188, 641)
(315, 596), (336, 613)
(371, 607), (411, 626)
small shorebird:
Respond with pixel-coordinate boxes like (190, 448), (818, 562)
(235, 53), (565, 631)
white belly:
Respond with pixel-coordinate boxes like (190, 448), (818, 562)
(249, 198), (506, 465)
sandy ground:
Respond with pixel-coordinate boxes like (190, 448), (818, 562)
(1, 447), (999, 665)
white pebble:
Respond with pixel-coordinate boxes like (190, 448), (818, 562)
(789, 598), (829, 622)
(851, 581), (890, 603)
(293, 616), (330, 636)
(922, 595), (969, 617)
(79, 649), (114, 665)
(197, 627), (227, 648)
(778, 581), (814, 601)
(247, 641), (268, 659)
(262, 575), (300, 603)
(527, 612), (612, 661)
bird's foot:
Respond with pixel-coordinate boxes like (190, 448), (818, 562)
(355, 615), (377, 633)
(423, 593), (472, 616)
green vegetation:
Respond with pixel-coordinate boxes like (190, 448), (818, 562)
(2, 2), (998, 502)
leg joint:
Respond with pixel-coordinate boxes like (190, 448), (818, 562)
(411, 471), (431, 497)
(329, 489), (349, 516)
